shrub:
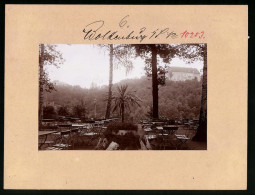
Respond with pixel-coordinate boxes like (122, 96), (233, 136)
(43, 106), (57, 119)
(104, 133), (140, 150)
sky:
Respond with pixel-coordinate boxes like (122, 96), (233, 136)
(46, 44), (204, 88)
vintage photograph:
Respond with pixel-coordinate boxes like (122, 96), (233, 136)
(38, 44), (207, 150)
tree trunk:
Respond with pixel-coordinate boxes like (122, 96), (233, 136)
(105, 44), (114, 119)
(193, 44), (207, 142)
(39, 44), (44, 128)
(151, 45), (159, 119)
(121, 103), (124, 123)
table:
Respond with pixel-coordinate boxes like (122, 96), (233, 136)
(154, 125), (178, 135)
(38, 131), (57, 149)
(39, 131), (57, 136)
(71, 128), (79, 133)
(152, 122), (165, 126)
(72, 124), (86, 127)
(175, 134), (190, 149)
(158, 125), (179, 149)
(163, 125), (179, 133)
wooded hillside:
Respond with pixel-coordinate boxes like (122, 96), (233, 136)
(44, 77), (202, 121)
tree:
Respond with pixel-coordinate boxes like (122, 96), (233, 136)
(131, 44), (205, 120)
(98, 44), (134, 119)
(112, 84), (141, 123)
(72, 99), (87, 118)
(58, 106), (69, 116)
(43, 106), (57, 119)
(171, 43), (207, 141)
(105, 44), (114, 119)
(192, 44), (207, 142)
(45, 76), (203, 123)
(39, 44), (64, 126)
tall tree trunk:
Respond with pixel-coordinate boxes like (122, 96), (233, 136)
(121, 103), (124, 123)
(105, 44), (114, 119)
(151, 45), (159, 119)
(193, 44), (207, 142)
(39, 44), (44, 128)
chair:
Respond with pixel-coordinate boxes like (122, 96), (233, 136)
(38, 135), (54, 149)
(159, 130), (175, 150)
(144, 124), (157, 141)
(80, 127), (100, 146)
(174, 127), (197, 149)
(51, 130), (72, 150)
(152, 125), (179, 150)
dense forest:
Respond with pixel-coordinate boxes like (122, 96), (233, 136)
(43, 77), (202, 122)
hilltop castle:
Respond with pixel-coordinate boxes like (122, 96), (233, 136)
(166, 67), (201, 81)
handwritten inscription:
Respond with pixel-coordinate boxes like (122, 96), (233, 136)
(180, 30), (205, 39)
(82, 15), (205, 42)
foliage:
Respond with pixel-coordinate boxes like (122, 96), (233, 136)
(133, 44), (171, 85)
(145, 65), (168, 85)
(111, 84), (141, 122)
(57, 106), (69, 116)
(130, 44), (205, 118)
(98, 44), (135, 119)
(44, 77), (202, 122)
(41, 44), (65, 67)
(39, 44), (65, 92)
(39, 44), (65, 126)
(192, 44), (207, 141)
(43, 106), (57, 119)
(72, 99), (87, 118)
(98, 44), (135, 74)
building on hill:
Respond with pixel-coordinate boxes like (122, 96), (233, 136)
(166, 66), (201, 81)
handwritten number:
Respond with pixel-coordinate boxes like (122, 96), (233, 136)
(119, 15), (129, 28)
(199, 31), (205, 39)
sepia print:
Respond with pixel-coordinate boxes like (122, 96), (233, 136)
(38, 44), (207, 150)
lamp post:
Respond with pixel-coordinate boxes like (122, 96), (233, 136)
(94, 98), (97, 119)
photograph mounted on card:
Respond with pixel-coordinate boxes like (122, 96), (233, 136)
(5, 5), (247, 189)
(38, 43), (207, 151)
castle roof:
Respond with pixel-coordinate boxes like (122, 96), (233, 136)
(168, 67), (200, 74)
